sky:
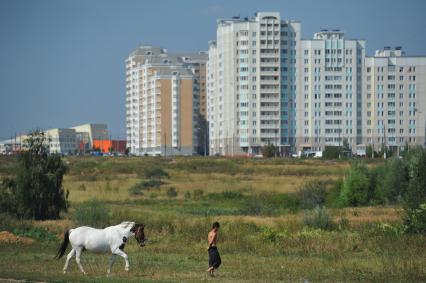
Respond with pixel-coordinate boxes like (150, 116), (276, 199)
(0, 0), (425, 140)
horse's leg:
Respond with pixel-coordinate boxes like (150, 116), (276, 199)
(114, 249), (130, 272)
(63, 248), (76, 274)
(107, 254), (117, 276)
(75, 247), (86, 275)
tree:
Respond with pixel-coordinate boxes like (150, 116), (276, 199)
(13, 131), (68, 220)
(261, 144), (278, 158)
(366, 145), (375, 158)
(323, 146), (340, 159)
(342, 138), (351, 151)
(339, 162), (372, 206)
(402, 147), (426, 233)
(375, 157), (408, 204)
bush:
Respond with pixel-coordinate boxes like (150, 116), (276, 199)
(128, 179), (165, 195)
(323, 146), (340, 159)
(144, 167), (169, 179)
(302, 206), (334, 230)
(73, 199), (110, 228)
(339, 162), (372, 206)
(5, 131), (68, 220)
(166, 187), (178, 197)
(12, 227), (57, 241)
(375, 158), (408, 204)
(261, 144), (278, 158)
(403, 203), (426, 234)
(404, 147), (426, 210)
(239, 194), (299, 216)
(297, 180), (327, 209)
(325, 179), (343, 208)
(184, 192), (191, 200)
(192, 189), (204, 200)
(402, 147), (426, 233)
(207, 190), (243, 200)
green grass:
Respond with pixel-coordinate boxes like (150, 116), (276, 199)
(1, 156), (424, 282)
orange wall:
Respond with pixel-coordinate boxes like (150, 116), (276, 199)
(93, 140), (126, 153)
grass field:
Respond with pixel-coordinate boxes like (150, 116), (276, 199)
(0, 156), (425, 282)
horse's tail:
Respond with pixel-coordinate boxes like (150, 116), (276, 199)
(55, 230), (70, 259)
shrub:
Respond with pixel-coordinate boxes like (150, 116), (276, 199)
(12, 227), (57, 241)
(166, 187), (178, 197)
(144, 167), (169, 179)
(339, 162), (372, 206)
(0, 177), (17, 216)
(184, 192), (191, 200)
(302, 206), (334, 230)
(128, 179), (165, 196)
(261, 144), (278, 158)
(192, 189), (204, 200)
(375, 158), (408, 204)
(402, 148), (426, 233)
(239, 193), (299, 216)
(207, 190), (243, 200)
(325, 179), (343, 208)
(322, 146), (340, 159)
(403, 203), (426, 234)
(77, 184), (86, 191)
(73, 199), (110, 228)
(8, 131), (68, 220)
(359, 222), (404, 237)
(297, 180), (327, 209)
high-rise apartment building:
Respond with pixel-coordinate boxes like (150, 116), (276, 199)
(125, 46), (207, 156)
(296, 31), (366, 152)
(364, 48), (426, 152)
(208, 12), (426, 156)
(207, 12), (301, 156)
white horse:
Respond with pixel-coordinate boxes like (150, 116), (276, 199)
(55, 221), (146, 275)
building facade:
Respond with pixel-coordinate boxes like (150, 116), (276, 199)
(45, 128), (78, 154)
(207, 12), (426, 156)
(296, 31), (365, 152)
(207, 12), (301, 156)
(125, 46), (207, 156)
(364, 48), (426, 152)
(71, 123), (109, 151)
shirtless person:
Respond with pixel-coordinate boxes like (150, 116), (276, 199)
(207, 222), (221, 277)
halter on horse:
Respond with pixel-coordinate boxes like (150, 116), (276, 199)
(55, 221), (146, 275)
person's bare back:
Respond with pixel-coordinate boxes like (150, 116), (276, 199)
(207, 229), (217, 248)
(207, 222), (221, 276)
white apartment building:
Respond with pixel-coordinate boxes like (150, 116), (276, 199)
(364, 47), (426, 151)
(125, 46), (207, 156)
(207, 12), (301, 156)
(296, 30), (365, 152)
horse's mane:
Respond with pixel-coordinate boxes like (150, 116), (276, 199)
(117, 221), (135, 230)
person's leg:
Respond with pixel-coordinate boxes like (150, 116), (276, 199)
(215, 249), (221, 269)
(207, 248), (215, 275)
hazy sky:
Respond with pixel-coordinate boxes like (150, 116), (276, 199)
(1, 0), (425, 139)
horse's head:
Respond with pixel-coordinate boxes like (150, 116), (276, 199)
(131, 224), (146, 247)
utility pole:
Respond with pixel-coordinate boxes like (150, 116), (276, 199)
(164, 133), (167, 157)
(204, 127), (207, 157)
(383, 124), (386, 159)
(338, 125), (341, 159)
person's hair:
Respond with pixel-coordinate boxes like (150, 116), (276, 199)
(212, 222), (220, 229)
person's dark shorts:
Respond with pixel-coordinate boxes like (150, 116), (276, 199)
(208, 246), (221, 269)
